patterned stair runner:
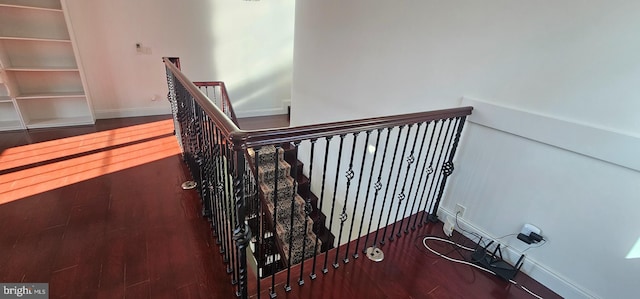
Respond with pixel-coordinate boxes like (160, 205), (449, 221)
(248, 145), (321, 265)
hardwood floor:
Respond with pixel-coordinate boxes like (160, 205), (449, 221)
(0, 116), (235, 298)
(251, 214), (561, 299)
(0, 115), (560, 298)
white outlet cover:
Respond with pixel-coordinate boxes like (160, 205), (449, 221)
(443, 216), (455, 237)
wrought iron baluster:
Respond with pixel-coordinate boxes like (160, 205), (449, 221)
(424, 118), (454, 223)
(418, 120), (447, 225)
(285, 142), (301, 292)
(431, 117), (466, 219)
(344, 131), (370, 262)
(391, 123), (422, 239)
(226, 143), (239, 288)
(363, 128), (391, 252)
(381, 125), (411, 244)
(310, 136), (332, 279)
(405, 121), (432, 232)
(373, 126), (404, 246)
(195, 105), (212, 218)
(411, 120), (438, 229)
(269, 146), (279, 299)
(299, 139), (316, 285)
(323, 135), (345, 273)
(334, 132), (359, 268)
(254, 148), (262, 297)
(232, 148), (249, 298)
(353, 129), (382, 258)
(212, 127), (227, 256)
(204, 117), (218, 235)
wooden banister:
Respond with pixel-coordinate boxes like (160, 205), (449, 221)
(164, 57), (472, 149)
(163, 56), (474, 299)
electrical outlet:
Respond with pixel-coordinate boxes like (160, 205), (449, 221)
(455, 204), (466, 218)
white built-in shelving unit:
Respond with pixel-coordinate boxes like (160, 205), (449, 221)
(0, 0), (94, 131)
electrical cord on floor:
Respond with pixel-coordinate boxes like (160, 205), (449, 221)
(453, 212), (548, 255)
(422, 236), (544, 299)
(522, 239), (547, 253)
(455, 212), (484, 243)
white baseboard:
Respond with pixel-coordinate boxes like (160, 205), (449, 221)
(438, 208), (598, 299)
(235, 99), (291, 118)
(95, 100), (291, 120)
(94, 107), (171, 119)
(235, 107), (287, 118)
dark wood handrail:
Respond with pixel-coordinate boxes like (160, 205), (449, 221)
(237, 107), (472, 148)
(164, 57), (473, 150)
(164, 57), (240, 137)
(192, 81), (240, 125)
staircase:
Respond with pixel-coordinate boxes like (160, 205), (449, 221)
(247, 144), (335, 277)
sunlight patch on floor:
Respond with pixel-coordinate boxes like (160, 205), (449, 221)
(0, 119), (181, 205)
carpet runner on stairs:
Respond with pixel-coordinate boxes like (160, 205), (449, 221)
(248, 145), (321, 265)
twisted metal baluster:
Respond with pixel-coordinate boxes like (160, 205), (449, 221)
(226, 142), (239, 287)
(213, 127), (229, 261)
(232, 149), (248, 298)
(254, 148), (262, 297)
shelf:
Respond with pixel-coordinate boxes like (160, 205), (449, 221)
(15, 91), (84, 100)
(0, 39), (77, 68)
(5, 67), (79, 72)
(24, 115), (93, 129)
(0, 5), (69, 40)
(17, 96), (93, 129)
(0, 0), (94, 130)
(5, 71), (83, 95)
(0, 101), (23, 131)
(0, 119), (23, 130)
(0, 36), (70, 43)
(0, 0), (62, 11)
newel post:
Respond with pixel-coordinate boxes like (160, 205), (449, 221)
(231, 136), (249, 299)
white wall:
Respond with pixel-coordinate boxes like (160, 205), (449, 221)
(291, 1), (640, 298)
(65, 0), (295, 119)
